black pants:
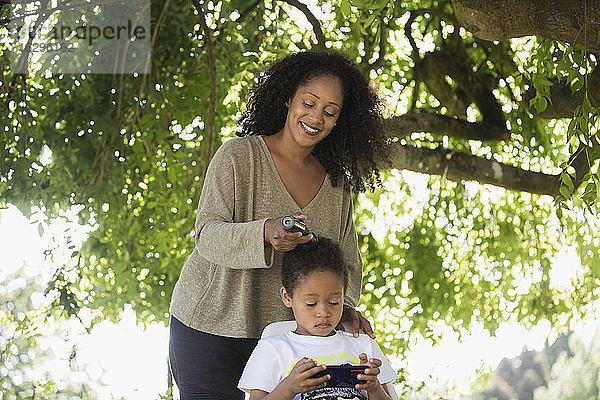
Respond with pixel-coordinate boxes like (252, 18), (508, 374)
(169, 316), (258, 400)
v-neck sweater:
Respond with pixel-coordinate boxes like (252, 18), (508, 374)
(169, 136), (363, 338)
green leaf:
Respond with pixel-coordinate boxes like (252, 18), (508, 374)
(566, 118), (578, 140)
(582, 183), (597, 205)
(533, 97), (548, 112)
(533, 74), (553, 87)
(559, 185), (571, 198)
(363, 13), (377, 29)
(341, 0), (351, 17)
(561, 172), (574, 190)
(168, 165), (178, 183)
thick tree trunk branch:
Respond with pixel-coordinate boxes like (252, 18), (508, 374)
(379, 142), (563, 196)
(452, 0), (600, 52)
(384, 111), (509, 142)
(280, 0), (326, 50)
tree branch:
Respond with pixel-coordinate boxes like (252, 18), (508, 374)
(280, 0), (325, 50)
(414, 51), (470, 117)
(404, 10), (422, 65)
(404, 9), (458, 111)
(405, 12), (422, 112)
(415, 50), (509, 141)
(378, 142), (565, 196)
(368, 12), (389, 70)
(384, 111), (509, 142)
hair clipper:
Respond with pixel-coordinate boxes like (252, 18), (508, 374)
(281, 215), (318, 243)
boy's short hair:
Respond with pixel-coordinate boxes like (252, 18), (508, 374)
(281, 237), (348, 295)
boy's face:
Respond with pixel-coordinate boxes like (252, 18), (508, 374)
(281, 270), (344, 337)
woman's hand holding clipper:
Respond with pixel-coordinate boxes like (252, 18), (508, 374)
(264, 213), (313, 251)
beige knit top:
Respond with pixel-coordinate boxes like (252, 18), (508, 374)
(169, 136), (363, 339)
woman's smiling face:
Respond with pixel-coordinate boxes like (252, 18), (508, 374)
(282, 74), (344, 149)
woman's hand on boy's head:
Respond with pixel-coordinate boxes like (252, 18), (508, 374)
(279, 357), (329, 396)
(356, 353), (383, 393)
(338, 305), (375, 339)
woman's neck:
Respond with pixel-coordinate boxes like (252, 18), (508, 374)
(263, 131), (314, 164)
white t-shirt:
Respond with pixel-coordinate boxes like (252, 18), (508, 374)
(238, 330), (398, 400)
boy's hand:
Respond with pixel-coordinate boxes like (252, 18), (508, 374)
(355, 353), (383, 393)
(278, 358), (329, 396)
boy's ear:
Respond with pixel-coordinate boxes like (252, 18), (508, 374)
(280, 287), (293, 308)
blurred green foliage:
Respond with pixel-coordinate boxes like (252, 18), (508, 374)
(0, 0), (598, 368)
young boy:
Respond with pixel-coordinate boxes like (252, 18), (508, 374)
(238, 238), (397, 400)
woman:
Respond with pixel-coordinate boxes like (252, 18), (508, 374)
(168, 50), (389, 399)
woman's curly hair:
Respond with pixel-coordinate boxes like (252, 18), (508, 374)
(238, 50), (389, 193)
(281, 237), (348, 296)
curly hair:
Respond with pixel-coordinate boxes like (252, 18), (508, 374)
(238, 50), (389, 193)
(281, 237), (348, 296)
